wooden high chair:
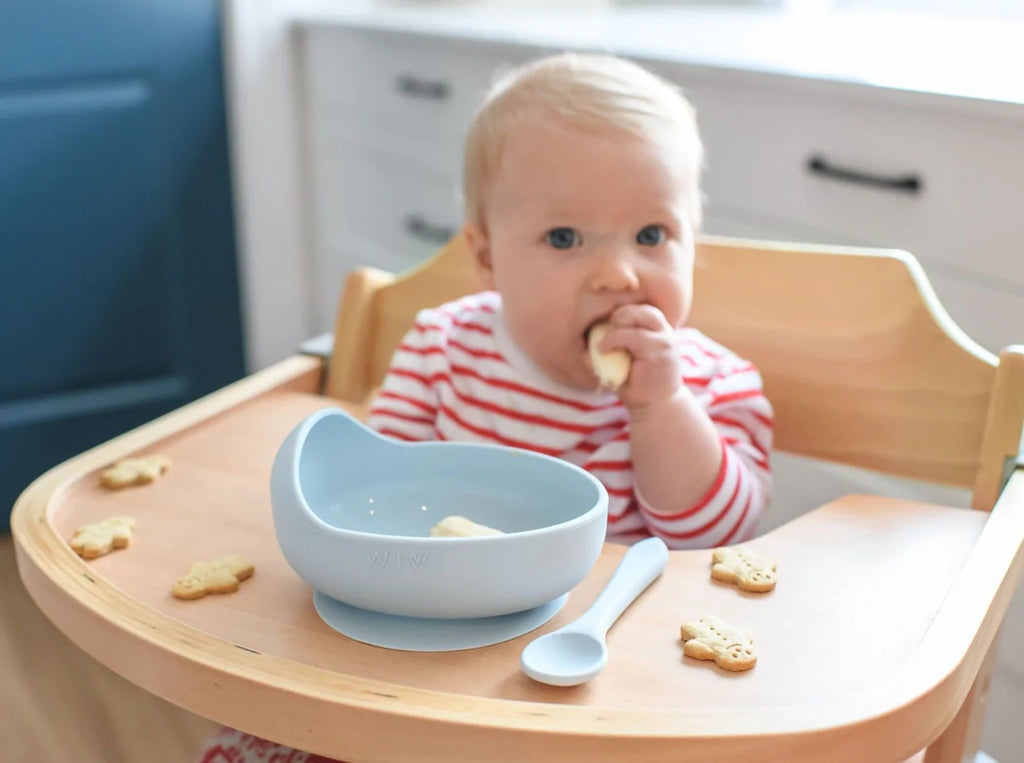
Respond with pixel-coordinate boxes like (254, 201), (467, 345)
(12, 233), (1024, 763)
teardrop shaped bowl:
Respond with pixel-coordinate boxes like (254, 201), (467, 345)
(270, 408), (609, 619)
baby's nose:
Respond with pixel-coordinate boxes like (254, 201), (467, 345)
(589, 252), (640, 292)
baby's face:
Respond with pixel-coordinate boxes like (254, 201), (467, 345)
(469, 121), (698, 390)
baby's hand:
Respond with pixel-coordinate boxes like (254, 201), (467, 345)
(594, 304), (682, 410)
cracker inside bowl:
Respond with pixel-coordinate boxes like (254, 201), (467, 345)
(270, 408), (608, 619)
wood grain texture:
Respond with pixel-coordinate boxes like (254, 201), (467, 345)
(327, 232), (481, 405)
(926, 343), (1024, 762)
(327, 234), (1005, 487)
(12, 375), (1024, 762)
(924, 641), (999, 763)
(3, 357), (324, 761)
(325, 266), (396, 403)
(972, 346), (1024, 510)
(12, 235), (1024, 762)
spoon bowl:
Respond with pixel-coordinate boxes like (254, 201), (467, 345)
(521, 537), (669, 686)
(521, 630), (609, 686)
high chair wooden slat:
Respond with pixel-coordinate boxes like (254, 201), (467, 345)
(325, 232), (1024, 761)
(12, 234), (1024, 763)
(328, 233), (1013, 496)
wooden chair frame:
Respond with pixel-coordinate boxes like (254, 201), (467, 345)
(327, 233), (1024, 761)
(329, 233), (1024, 506)
(12, 233), (1024, 763)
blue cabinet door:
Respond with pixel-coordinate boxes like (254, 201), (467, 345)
(0, 0), (245, 529)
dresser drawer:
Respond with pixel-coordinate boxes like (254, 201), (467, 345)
(307, 130), (464, 325)
(924, 265), (1024, 356)
(301, 25), (532, 167)
(312, 132), (463, 264)
(685, 79), (1024, 288)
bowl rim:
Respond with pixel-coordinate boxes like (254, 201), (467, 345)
(281, 407), (610, 542)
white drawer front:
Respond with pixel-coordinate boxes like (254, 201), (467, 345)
(924, 266), (1024, 356)
(685, 80), (1024, 288)
(314, 131), (463, 259)
(703, 204), (862, 245)
(302, 26), (532, 173)
(306, 130), (465, 329)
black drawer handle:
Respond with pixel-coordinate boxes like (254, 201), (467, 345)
(404, 214), (455, 245)
(396, 74), (451, 101)
(807, 154), (923, 194)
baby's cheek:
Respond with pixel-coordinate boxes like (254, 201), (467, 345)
(653, 286), (690, 329)
(672, 266), (696, 325)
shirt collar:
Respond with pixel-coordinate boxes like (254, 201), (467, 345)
(490, 300), (617, 405)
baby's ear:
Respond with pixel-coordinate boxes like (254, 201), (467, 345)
(464, 223), (495, 290)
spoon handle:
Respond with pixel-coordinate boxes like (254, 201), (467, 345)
(576, 537), (669, 636)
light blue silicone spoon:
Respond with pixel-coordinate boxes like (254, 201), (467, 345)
(520, 536), (669, 686)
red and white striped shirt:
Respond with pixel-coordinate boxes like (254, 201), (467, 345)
(367, 291), (773, 549)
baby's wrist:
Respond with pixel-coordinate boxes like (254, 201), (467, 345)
(626, 386), (691, 423)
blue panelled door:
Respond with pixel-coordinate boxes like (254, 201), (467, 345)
(1, 1), (245, 529)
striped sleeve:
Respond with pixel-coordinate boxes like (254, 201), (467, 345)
(366, 309), (445, 442)
(634, 356), (774, 549)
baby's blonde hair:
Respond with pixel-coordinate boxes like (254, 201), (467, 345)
(462, 52), (704, 231)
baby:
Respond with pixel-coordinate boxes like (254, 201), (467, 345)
(368, 52), (772, 549)
(195, 52), (772, 763)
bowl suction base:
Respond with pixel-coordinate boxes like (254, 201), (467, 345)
(312, 591), (569, 652)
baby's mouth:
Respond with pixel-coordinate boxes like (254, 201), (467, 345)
(581, 317), (612, 363)
(582, 316), (608, 344)
(581, 313), (610, 346)
(581, 323), (597, 352)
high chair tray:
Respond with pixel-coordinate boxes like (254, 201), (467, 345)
(12, 356), (1022, 763)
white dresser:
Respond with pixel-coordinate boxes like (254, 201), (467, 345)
(297, 17), (1024, 359)
(299, 25), (532, 326)
(297, 16), (1024, 499)
(229, 3), (1024, 757)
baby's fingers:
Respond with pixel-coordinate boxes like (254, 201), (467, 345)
(599, 325), (675, 360)
(609, 303), (672, 332)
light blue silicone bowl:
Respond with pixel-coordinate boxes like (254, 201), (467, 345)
(270, 408), (609, 619)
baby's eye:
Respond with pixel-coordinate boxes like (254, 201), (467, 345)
(636, 225), (666, 247)
(545, 227), (581, 250)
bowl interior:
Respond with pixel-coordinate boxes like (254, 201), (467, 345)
(298, 413), (602, 537)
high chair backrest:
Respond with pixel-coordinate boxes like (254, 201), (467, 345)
(326, 233), (1024, 512)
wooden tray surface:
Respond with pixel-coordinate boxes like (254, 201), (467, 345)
(49, 390), (985, 710)
(15, 359), (1000, 762)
